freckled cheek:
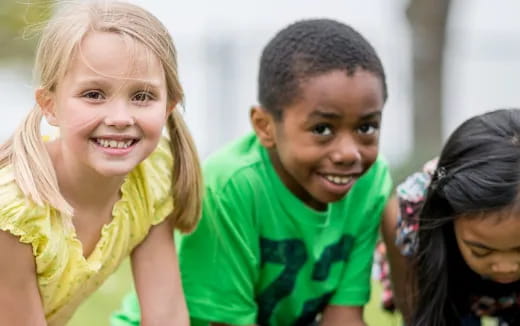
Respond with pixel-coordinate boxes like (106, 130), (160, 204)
(135, 111), (169, 138)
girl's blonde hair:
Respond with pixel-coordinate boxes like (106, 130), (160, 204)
(0, 0), (202, 232)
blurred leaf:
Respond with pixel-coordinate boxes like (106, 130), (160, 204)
(0, 0), (53, 61)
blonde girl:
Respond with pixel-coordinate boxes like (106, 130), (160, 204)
(0, 1), (202, 325)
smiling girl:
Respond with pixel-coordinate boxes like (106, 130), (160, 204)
(0, 1), (201, 325)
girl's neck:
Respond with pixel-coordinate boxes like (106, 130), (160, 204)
(46, 141), (125, 213)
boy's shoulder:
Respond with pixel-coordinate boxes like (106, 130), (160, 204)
(203, 132), (266, 190)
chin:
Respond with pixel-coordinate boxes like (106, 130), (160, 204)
(491, 276), (520, 284)
(94, 164), (136, 178)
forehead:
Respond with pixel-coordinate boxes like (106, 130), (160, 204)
(67, 31), (164, 82)
(455, 212), (520, 249)
(286, 69), (384, 118)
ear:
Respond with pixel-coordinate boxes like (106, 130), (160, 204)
(250, 105), (277, 148)
(35, 88), (58, 126)
(166, 101), (177, 117)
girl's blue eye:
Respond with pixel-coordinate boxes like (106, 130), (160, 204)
(133, 92), (153, 103)
(312, 124), (332, 136)
(83, 91), (104, 100)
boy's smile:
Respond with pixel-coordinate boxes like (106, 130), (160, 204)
(254, 69), (385, 211)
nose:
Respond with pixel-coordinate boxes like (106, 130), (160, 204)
(330, 133), (361, 166)
(491, 261), (519, 273)
(104, 100), (135, 129)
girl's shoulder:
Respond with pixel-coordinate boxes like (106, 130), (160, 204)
(0, 164), (27, 209)
(128, 136), (174, 221)
(395, 159), (437, 256)
(135, 136), (172, 193)
(0, 163), (50, 246)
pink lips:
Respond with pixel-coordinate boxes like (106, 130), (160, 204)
(91, 138), (138, 156)
(492, 276), (519, 284)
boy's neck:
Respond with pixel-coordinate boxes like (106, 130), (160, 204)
(266, 148), (327, 211)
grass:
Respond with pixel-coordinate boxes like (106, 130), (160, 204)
(69, 261), (501, 326)
(69, 261), (499, 325)
(69, 259), (404, 326)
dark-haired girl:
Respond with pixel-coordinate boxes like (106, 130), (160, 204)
(385, 109), (520, 326)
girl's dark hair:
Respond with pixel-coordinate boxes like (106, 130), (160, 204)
(258, 18), (387, 120)
(410, 108), (520, 326)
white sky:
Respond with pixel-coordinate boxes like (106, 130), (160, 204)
(1, 0), (520, 164)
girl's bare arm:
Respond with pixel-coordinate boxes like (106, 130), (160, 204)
(131, 218), (189, 326)
(0, 230), (46, 325)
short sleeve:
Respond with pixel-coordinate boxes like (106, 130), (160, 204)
(395, 160), (435, 257)
(0, 166), (45, 252)
(179, 176), (259, 325)
(330, 157), (393, 306)
(139, 137), (174, 225)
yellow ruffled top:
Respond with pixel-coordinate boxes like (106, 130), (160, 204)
(0, 137), (174, 326)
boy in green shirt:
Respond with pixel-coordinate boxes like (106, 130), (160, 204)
(113, 18), (396, 326)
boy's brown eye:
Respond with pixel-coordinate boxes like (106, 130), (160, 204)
(357, 122), (379, 135)
(312, 123), (332, 136)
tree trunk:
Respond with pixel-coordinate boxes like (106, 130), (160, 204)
(407, 0), (451, 166)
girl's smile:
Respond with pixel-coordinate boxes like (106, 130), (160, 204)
(39, 31), (171, 180)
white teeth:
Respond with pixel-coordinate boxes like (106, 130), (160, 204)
(325, 175), (351, 185)
(95, 139), (133, 149)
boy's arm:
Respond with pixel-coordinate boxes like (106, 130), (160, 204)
(0, 230), (47, 326)
(130, 217), (189, 326)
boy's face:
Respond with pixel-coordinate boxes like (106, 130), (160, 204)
(253, 69), (384, 210)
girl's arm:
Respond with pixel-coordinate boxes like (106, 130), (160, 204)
(0, 230), (47, 325)
(381, 196), (412, 322)
(130, 217), (189, 326)
(320, 305), (366, 326)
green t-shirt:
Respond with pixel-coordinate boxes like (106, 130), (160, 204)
(111, 132), (392, 326)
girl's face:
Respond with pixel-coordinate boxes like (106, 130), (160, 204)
(454, 211), (520, 284)
(39, 31), (172, 178)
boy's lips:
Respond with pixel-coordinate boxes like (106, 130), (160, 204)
(318, 173), (358, 195)
(318, 171), (362, 185)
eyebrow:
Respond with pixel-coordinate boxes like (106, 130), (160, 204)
(463, 240), (520, 251)
(308, 109), (382, 120)
(75, 78), (163, 90)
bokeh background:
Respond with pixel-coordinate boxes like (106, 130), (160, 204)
(1, 0), (519, 324)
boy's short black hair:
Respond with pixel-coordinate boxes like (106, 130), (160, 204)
(258, 18), (387, 119)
